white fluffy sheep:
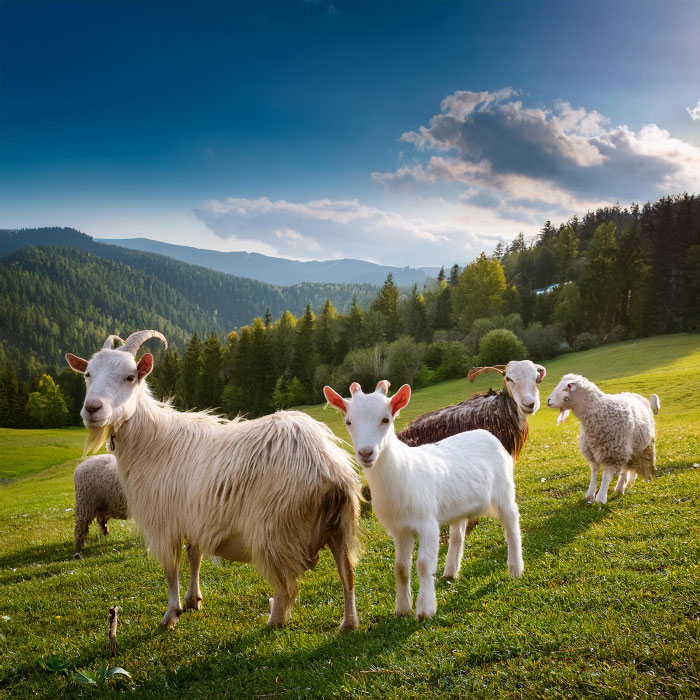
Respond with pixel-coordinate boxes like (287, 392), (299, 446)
(547, 373), (660, 504)
(66, 331), (361, 631)
(73, 454), (128, 558)
(324, 380), (523, 621)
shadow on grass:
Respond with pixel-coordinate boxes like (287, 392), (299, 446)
(0, 538), (141, 571)
(521, 498), (615, 560)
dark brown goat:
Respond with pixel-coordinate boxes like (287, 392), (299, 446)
(398, 387), (529, 458)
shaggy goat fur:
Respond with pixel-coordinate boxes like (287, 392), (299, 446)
(398, 388), (529, 458)
(73, 454), (128, 558)
(68, 333), (361, 631)
(548, 373), (660, 504)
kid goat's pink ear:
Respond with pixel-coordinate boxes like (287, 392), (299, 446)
(390, 384), (411, 415)
(137, 353), (154, 381)
(375, 380), (390, 395)
(323, 386), (347, 414)
(536, 365), (546, 383)
(349, 382), (361, 395)
(65, 353), (88, 374)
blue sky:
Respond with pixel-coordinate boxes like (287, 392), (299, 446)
(2, 0), (700, 267)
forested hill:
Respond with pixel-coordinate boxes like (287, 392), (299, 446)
(0, 230), (380, 368)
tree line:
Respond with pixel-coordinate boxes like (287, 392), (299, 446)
(2, 192), (698, 428)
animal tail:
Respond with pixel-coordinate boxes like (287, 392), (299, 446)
(649, 394), (660, 415)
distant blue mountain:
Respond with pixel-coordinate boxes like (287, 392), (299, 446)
(96, 237), (441, 286)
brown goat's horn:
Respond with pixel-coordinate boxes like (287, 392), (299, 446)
(119, 330), (168, 355)
(102, 335), (125, 350)
(467, 365), (507, 383)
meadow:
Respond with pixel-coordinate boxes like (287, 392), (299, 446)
(1, 334), (699, 698)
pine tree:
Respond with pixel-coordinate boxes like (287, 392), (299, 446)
(178, 333), (203, 409)
(403, 283), (428, 341)
(291, 304), (316, 400)
(248, 317), (274, 415)
(271, 310), (297, 378)
(198, 332), (224, 409)
(315, 299), (338, 365)
(151, 350), (180, 401)
(371, 273), (400, 341)
(449, 264), (460, 286)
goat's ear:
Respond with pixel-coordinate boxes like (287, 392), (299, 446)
(323, 386), (347, 414)
(349, 382), (362, 395)
(566, 381), (577, 392)
(375, 380), (390, 395)
(390, 384), (411, 416)
(137, 353), (154, 381)
(536, 365), (546, 383)
(65, 353), (88, 374)
(557, 409), (570, 425)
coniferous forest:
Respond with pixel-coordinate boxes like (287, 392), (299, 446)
(2, 193), (699, 428)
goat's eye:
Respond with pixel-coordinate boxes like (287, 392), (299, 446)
(84, 372), (91, 378)
(125, 375), (135, 383)
(345, 420), (351, 426)
(381, 417), (390, 424)
(505, 376), (513, 382)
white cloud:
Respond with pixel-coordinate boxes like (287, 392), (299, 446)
(375, 89), (700, 219)
(192, 195), (517, 266)
(688, 100), (700, 121)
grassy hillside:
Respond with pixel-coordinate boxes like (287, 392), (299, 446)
(1, 334), (699, 698)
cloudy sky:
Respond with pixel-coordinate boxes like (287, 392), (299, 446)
(2, 0), (700, 267)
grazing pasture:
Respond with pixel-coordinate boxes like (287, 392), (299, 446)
(1, 334), (699, 698)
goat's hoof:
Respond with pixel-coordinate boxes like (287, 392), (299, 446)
(184, 595), (202, 611)
(394, 606), (413, 618)
(73, 552), (81, 560)
(442, 569), (457, 580)
(339, 616), (360, 631)
(415, 608), (436, 621)
(160, 607), (184, 629)
(508, 561), (524, 578)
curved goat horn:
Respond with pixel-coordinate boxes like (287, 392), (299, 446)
(119, 330), (168, 355)
(467, 365), (507, 383)
(102, 335), (125, 350)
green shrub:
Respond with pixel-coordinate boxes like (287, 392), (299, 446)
(478, 329), (527, 366)
(573, 332), (600, 351)
(521, 323), (562, 361)
(387, 336), (425, 388)
(341, 344), (389, 392)
(436, 341), (471, 380)
(413, 366), (436, 389)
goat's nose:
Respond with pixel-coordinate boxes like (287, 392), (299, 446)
(358, 447), (374, 460)
(85, 399), (103, 414)
(526, 402), (535, 410)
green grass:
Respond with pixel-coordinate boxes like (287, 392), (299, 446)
(1, 333), (699, 698)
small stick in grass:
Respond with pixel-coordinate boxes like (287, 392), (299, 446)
(108, 605), (119, 655)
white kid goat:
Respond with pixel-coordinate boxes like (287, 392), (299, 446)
(67, 331), (361, 631)
(324, 381), (523, 621)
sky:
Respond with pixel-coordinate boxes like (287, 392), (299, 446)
(2, 0), (700, 268)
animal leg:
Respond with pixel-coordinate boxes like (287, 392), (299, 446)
(393, 531), (414, 617)
(160, 545), (184, 628)
(594, 464), (618, 504)
(328, 532), (359, 631)
(443, 520), (467, 579)
(73, 507), (93, 558)
(267, 569), (299, 627)
(184, 543), (203, 611)
(585, 461), (600, 504)
(627, 471), (638, 489)
(614, 469), (630, 495)
(98, 514), (110, 536)
(497, 501), (524, 578)
(415, 521), (439, 620)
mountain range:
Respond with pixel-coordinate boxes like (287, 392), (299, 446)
(95, 237), (441, 286)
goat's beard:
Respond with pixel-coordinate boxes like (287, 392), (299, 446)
(83, 425), (112, 457)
